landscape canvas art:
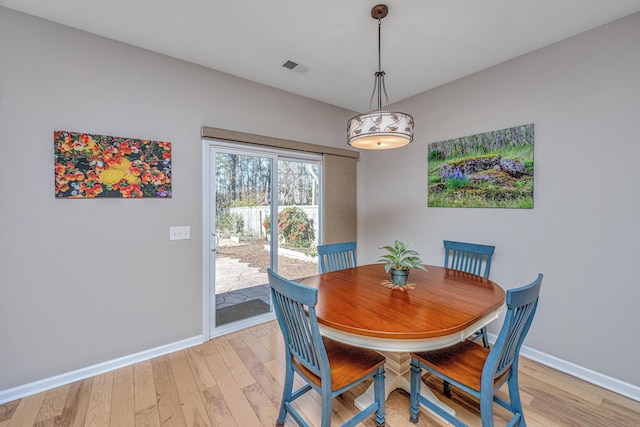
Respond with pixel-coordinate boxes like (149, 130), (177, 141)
(54, 130), (172, 198)
(427, 124), (534, 208)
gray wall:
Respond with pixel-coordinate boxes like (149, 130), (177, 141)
(0, 7), (352, 391)
(358, 12), (640, 387)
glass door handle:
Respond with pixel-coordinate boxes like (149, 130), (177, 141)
(211, 233), (219, 252)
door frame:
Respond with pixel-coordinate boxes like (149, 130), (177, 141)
(202, 139), (322, 340)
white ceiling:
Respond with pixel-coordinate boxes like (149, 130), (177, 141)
(3, 0), (640, 112)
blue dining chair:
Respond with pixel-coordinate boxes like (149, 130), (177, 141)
(409, 273), (543, 427)
(317, 241), (357, 273)
(443, 240), (496, 348)
(267, 269), (386, 427)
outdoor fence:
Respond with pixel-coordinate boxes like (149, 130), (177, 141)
(228, 205), (319, 242)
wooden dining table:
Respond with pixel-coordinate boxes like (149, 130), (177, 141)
(299, 263), (506, 415)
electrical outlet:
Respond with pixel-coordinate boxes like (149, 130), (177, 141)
(169, 226), (190, 240)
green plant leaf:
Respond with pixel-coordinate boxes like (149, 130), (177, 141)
(378, 240), (426, 271)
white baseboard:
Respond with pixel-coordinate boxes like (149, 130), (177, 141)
(519, 345), (640, 402)
(487, 333), (640, 402)
(2, 333), (639, 405)
(0, 335), (203, 405)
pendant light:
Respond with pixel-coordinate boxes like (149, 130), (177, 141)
(347, 4), (414, 150)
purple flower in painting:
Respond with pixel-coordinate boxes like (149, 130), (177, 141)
(448, 168), (466, 181)
(445, 168), (469, 190)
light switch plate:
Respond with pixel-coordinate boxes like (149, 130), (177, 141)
(169, 226), (190, 240)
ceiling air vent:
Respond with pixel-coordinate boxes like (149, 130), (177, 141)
(281, 59), (309, 75)
(282, 60), (298, 70)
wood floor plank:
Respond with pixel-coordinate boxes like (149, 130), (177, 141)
(238, 323), (305, 426)
(256, 323), (286, 361)
(198, 339), (220, 358)
(0, 400), (18, 423)
(239, 327), (275, 364)
(184, 346), (217, 390)
(216, 336), (256, 389)
(225, 334), (281, 407)
(5, 393), (45, 427)
(83, 372), (113, 427)
(151, 356), (187, 427)
(241, 382), (281, 427)
(518, 358), (604, 406)
(206, 351), (262, 426)
(248, 323), (270, 338)
(109, 364), (134, 427)
(183, 346), (236, 427)
(33, 384), (70, 426)
(133, 360), (160, 427)
(168, 351), (212, 427)
(601, 398), (640, 425)
(603, 389), (640, 412)
(200, 384), (238, 427)
(263, 356), (287, 391)
(59, 379), (93, 427)
(526, 382), (635, 427)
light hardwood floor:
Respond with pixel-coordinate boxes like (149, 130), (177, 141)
(1, 320), (639, 426)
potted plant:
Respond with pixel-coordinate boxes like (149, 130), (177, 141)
(378, 240), (427, 286)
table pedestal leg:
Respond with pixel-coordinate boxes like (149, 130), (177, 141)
(353, 352), (455, 423)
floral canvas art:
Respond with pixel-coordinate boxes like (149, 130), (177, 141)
(54, 130), (172, 198)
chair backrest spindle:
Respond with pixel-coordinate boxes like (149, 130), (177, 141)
(444, 240), (495, 279)
(317, 241), (357, 273)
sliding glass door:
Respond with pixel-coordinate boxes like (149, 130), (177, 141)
(204, 141), (321, 336)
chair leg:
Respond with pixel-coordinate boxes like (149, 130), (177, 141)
(479, 387), (495, 427)
(443, 380), (452, 398)
(507, 373), (526, 426)
(409, 359), (421, 424)
(320, 385), (333, 427)
(374, 366), (386, 427)
(276, 364), (294, 426)
(480, 326), (490, 348)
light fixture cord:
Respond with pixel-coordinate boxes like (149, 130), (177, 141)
(369, 16), (390, 112)
(378, 18), (382, 73)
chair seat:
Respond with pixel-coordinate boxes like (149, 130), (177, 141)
(412, 341), (508, 392)
(293, 337), (385, 392)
